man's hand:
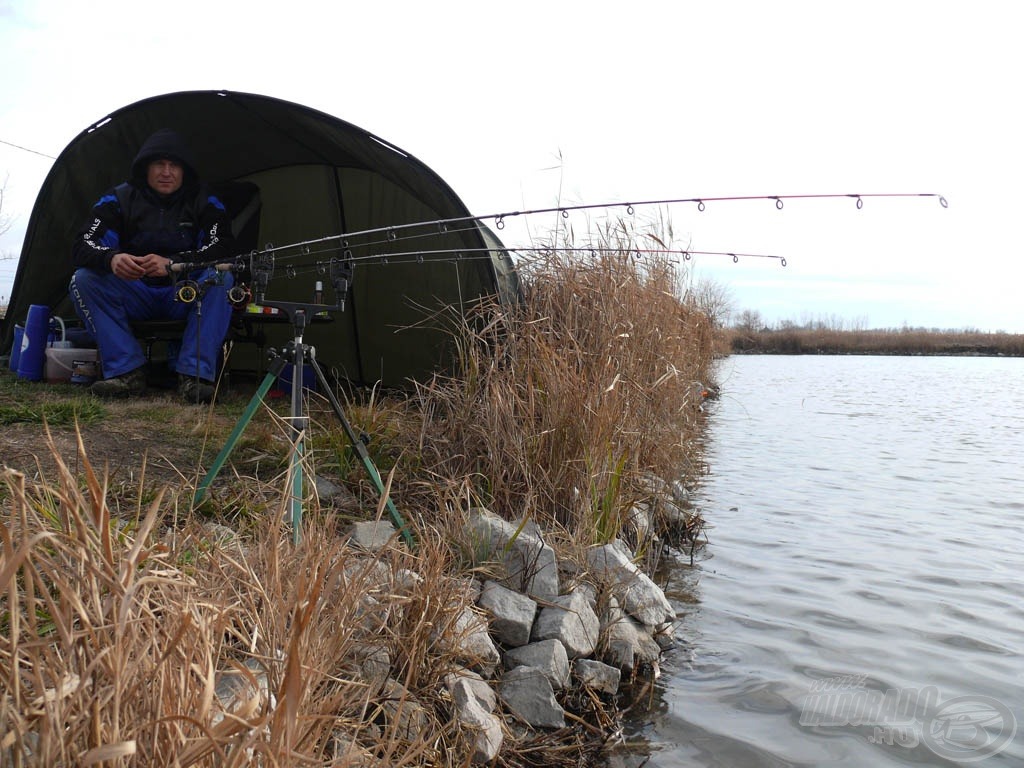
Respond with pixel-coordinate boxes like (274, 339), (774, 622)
(135, 253), (174, 277)
(111, 252), (173, 279)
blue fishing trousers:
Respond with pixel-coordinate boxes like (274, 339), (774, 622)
(69, 267), (234, 382)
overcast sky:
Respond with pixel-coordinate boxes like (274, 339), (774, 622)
(1, 1), (1020, 331)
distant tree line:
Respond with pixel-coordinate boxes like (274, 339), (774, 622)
(727, 311), (1024, 356)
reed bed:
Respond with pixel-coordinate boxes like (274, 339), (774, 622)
(1, 224), (717, 766)
(407, 222), (715, 552)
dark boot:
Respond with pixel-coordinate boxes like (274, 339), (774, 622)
(90, 366), (148, 398)
(178, 374), (216, 404)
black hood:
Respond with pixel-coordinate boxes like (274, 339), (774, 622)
(129, 128), (199, 189)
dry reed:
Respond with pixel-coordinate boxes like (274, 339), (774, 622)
(407, 222), (714, 552)
(1, 222), (718, 766)
(0, 429), (488, 766)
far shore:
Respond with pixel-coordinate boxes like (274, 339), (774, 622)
(726, 327), (1024, 357)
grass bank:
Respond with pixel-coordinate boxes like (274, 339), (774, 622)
(1, 228), (715, 766)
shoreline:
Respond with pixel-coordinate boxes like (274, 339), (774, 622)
(727, 327), (1024, 357)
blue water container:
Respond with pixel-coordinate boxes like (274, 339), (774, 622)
(278, 363), (317, 393)
(8, 324), (24, 371)
(17, 304), (50, 381)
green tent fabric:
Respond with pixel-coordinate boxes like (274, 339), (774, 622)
(1, 90), (520, 387)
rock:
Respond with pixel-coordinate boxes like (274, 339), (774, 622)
(328, 731), (381, 765)
(503, 639), (570, 690)
(213, 657), (271, 725)
(379, 678), (431, 742)
(347, 643), (392, 693)
(498, 666), (566, 729)
(444, 606), (501, 676)
(625, 501), (651, 543)
(573, 659), (621, 695)
(393, 568), (423, 592)
(478, 580), (537, 648)
(446, 668), (497, 713)
(446, 670), (503, 764)
(468, 508), (559, 600)
(349, 520), (398, 551)
(315, 475), (358, 507)
(531, 591), (600, 658)
(600, 598), (662, 672)
(587, 540), (675, 627)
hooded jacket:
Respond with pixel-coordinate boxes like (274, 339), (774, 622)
(72, 129), (234, 282)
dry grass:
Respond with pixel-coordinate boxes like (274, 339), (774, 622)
(1, 223), (717, 766)
(0, 426), (486, 765)
(406, 222), (714, 552)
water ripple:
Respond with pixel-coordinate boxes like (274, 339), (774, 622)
(628, 356), (1024, 768)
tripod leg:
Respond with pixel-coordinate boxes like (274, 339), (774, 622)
(288, 344), (307, 545)
(193, 355), (287, 505)
(308, 353), (414, 548)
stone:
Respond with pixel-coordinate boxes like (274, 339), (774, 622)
(498, 666), (566, 729)
(446, 670), (503, 763)
(503, 639), (570, 690)
(348, 643), (392, 693)
(350, 519), (398, 551)
(478, 580), (537, 647)
(600, 598), (662, 672)
(213, 657), (271, 725)
(587, 540), (675, 627)
(573, 658), (622, 695)
(446, 668), (497, 713)
(379, 678), (431, 742)
(315, 475), (358, 507)
(531, 591), (600, 658)
(445, 605), (501, 676)
(468, 508), (559, 600)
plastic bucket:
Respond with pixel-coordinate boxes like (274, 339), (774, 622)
(8, 325), (24, 371)
(46, 347), (101, 385)
(17, 304), (50, 381)
(71, 353), (101, 386)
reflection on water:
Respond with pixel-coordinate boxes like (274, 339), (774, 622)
(619, 355), (1024, 766)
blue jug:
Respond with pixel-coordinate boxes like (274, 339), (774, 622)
(16, 304), (50, 381)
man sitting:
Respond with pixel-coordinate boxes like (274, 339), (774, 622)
(69, 128), (234, 403)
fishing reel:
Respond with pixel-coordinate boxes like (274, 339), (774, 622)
(170, 261), (236, 304)
(227, 283), (252, 308)
(175, 280), (200, 303)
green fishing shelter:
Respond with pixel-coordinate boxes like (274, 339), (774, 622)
(1, 89), (519, 387)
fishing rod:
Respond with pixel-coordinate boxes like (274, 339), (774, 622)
(226, 246), (790, 279)
(162, 188), (948, 296)
(165, 240), (791, 296)
(252, 191), (949, 260)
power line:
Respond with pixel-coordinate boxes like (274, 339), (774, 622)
(0, 138), (57, 160)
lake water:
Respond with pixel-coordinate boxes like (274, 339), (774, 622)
(619, 355), (1024, 766)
